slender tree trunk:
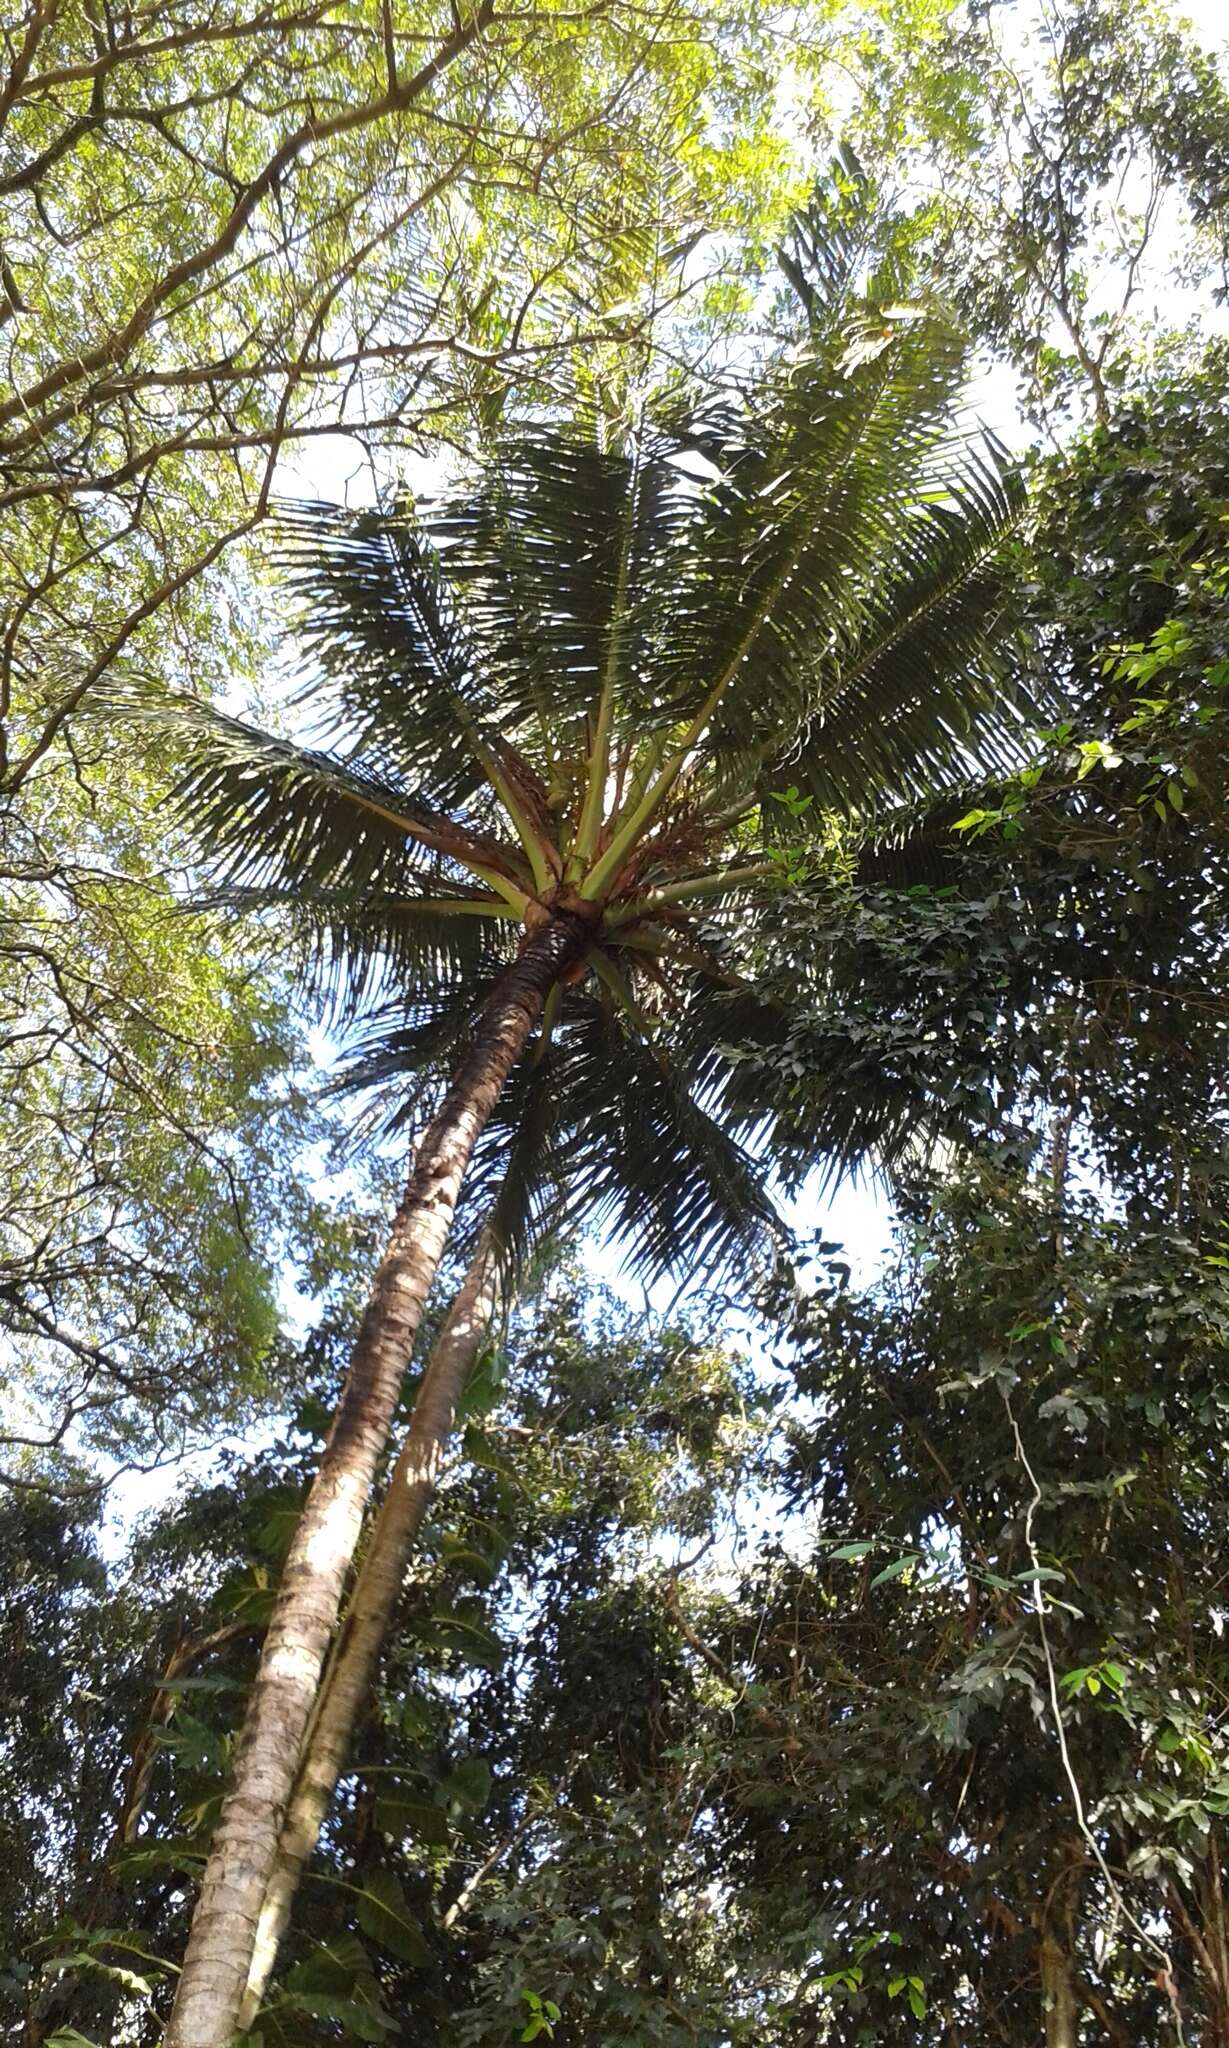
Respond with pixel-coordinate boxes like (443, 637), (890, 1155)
(162, 915), (587, 2048)
(1203, 1833), (1229, 2045)
(238, 1222), (501, 2028)
(1038, 1925), (1079, 2048)
(1036, 1855), (1086, 2048)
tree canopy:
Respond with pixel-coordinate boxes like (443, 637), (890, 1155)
(5, 2), (1229, 2044)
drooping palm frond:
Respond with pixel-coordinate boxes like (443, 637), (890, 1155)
(667, 958), (944, 1200)
(276, 506), (504, 816)
(197, 884), (515, 1027)
(545, 995), (780, 1280)
(116, 692), (525, 900)
(463, 1045), (569, 1277)
(334, 977), (782, 1287)
(777, 145), (889, 332)
(326, 966), (507, 1149)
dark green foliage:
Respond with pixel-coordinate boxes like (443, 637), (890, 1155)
(700, 1175), (1229, 2042)
(866, 0), (1229, 431)
(0, 1495), (110, 1974)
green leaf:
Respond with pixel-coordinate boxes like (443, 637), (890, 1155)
(374, 1794), (450, 1847)
(428, 1612), (506, 1671)
(438, 1537), (499, 1586)
(269, 1990), (392, 2041)
(870, 1554), (920, 1587)
(355, 1872), (432, 1968)
(443, 1756), (493, 1812)
(461, 1425), (515, 1479)
(155, 1706), (227, 1774)
(40, 1953), (157, 2000)
(519, 1988), (559, 2041)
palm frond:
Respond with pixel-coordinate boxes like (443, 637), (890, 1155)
(330, 970), (503, 1145)
(95, 162), (1043, 1300)
(458, 1052), (570, 1276)
(277, 503), (498, 815)
(777, 146), (886, 330)
(677, 973), (944, 1198)
(652, 303), (979, 771)
(196, 883), (515, 1025)
(419, 427), (697, 748)
(110, 691), (522, 899)
(770, 436), (1034, 812)
(477, 994), (780, 1282)
(547, 998), (780, 1280)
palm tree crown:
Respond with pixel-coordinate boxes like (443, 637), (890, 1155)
(146, 196), (1027, 1276)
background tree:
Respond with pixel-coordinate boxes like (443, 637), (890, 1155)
(0, 0), (800, 800)
(0, 805), (316, 1495)
(663, 1167), (1229, 2044)
(831, 0), (1229, 435)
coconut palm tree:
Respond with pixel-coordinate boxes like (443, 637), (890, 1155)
(236, 969), (789, 2026)
(147, 198), (1028, 2046)
(238, 1217), (504, 2030)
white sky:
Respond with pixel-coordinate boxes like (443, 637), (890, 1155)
(1160, 0), (1222, 44)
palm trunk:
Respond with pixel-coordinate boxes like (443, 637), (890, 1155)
(163, 915), (585, 2048)
(237, 1222), (501, 2029)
